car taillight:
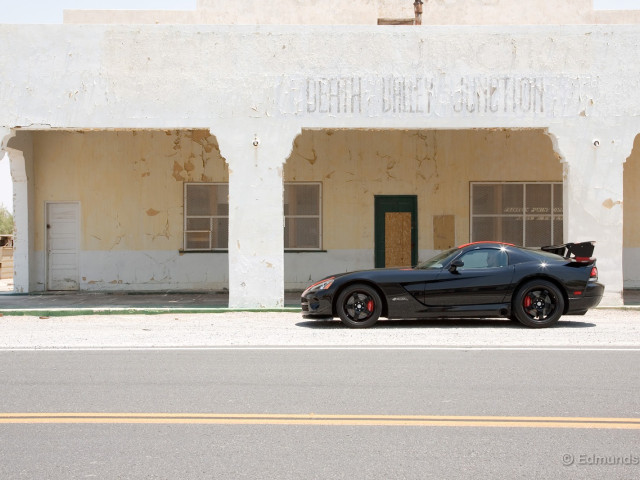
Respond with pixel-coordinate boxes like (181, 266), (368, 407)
(589, 266), (598, 282)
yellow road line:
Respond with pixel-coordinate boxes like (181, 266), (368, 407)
(0, 413), (639, 429)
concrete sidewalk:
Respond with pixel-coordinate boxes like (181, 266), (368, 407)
(0, 280), (303, 315)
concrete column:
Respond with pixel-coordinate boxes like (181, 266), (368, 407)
(547, 122), (636, 306)
(1, 129), (32, 293)
(212, 121), (301, 308)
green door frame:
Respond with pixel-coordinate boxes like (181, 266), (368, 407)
(374, 195), (418, 268)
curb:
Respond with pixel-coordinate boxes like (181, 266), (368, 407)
(596, 305), (640, 310)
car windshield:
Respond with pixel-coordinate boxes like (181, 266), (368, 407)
(414, 248), (459, 269)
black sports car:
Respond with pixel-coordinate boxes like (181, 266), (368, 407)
(301, 241), (604, 328)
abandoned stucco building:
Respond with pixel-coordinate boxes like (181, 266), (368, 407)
(2, 0), (640, 307)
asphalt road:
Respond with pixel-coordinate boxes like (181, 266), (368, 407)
(1, 348), (639, 479)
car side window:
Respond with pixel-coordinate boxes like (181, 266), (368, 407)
(458, 249), (508, 269)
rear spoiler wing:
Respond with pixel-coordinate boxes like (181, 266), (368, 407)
(540, 241), (595, 261)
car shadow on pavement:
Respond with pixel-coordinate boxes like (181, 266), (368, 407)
(296, 318), (596, 329)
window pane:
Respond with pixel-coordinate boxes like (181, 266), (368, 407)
(526, 184), (551, 214)
(285, 218), (320, 249)
(553, 183), (563, 215)
(501, 184), (524, 214)
(185, 231), (210, 250)
(213, 218), (228, 249)
(284, 184), (320, 215)
(473, 184), (523, 215)
(472, 216), (500, 241)
(553, 217), (563, 245)
(501, 217), (524, 245)
(186, 184), (228, 216)
(186, 185), (214, 216)
(472, 185), (498, 215)
(187, 218), (210, 230)
(472, 216), (523, 245)
(216, 197), (229, 216)
(526, 216), (552, 246)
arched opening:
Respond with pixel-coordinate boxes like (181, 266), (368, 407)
(284, 128), (562, 288)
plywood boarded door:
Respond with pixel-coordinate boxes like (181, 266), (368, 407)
(375, 196), (417, 268)
(46, 202), (80, 291)
(385, 212), (412, 267)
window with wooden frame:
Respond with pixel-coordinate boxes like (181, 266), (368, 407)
(284, 183), (322, 250)
(184, 183), (229, 251)
(470, 182), (562, 247)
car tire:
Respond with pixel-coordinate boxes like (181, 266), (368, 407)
(336, 284), (382, 328)
(512, 279), (564, 328)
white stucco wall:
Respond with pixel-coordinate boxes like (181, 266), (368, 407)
(2, 24), (640, 304)
(2, 25), (640, 125)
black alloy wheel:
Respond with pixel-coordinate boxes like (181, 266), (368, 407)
(512, 279), (565, 328)
(336, 284), (383, 328)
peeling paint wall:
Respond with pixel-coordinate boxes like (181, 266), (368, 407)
(283, 128), (563, 286)
(31, 130), (229, 290)
(33, 130), (227, 252)
(29, 128), (566, 290)
(23, 127), (640, 292)
(287, 128), (562, 251)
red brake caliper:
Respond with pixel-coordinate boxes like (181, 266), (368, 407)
(523, 295), (532, 308)
(367, 300), (374, 312)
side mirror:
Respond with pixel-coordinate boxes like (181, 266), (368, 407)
(449, 259), (464, 272)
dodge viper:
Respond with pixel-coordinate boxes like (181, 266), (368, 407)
(301, 241), (603, 328)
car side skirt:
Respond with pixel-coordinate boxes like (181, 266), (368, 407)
(385, 302), (512, 319)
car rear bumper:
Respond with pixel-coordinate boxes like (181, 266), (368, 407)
(565, 281), (604, 314)
(301, 291), (333, 318)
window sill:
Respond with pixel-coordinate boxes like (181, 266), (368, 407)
(180, 249), (228, 254)
(285, 250), (327, 253)
(179, 250), (327, 254)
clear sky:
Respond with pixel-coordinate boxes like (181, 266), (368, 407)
(2, 0), (197, 24)
(0, 0), (638, 210)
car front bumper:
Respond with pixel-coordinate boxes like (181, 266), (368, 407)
(301, 290), (333, 318)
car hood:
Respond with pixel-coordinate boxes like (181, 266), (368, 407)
(330, 267), (414, 278)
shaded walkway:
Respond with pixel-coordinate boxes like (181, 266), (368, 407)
(0, 286), (303, 312)
(1, 280), (639, 315)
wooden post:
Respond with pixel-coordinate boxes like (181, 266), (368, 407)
(414, 0), (423, 25)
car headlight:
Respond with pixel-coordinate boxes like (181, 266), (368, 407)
(303, 277), (335, 295)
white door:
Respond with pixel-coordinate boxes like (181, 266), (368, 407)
(46, 202), (80, 291)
